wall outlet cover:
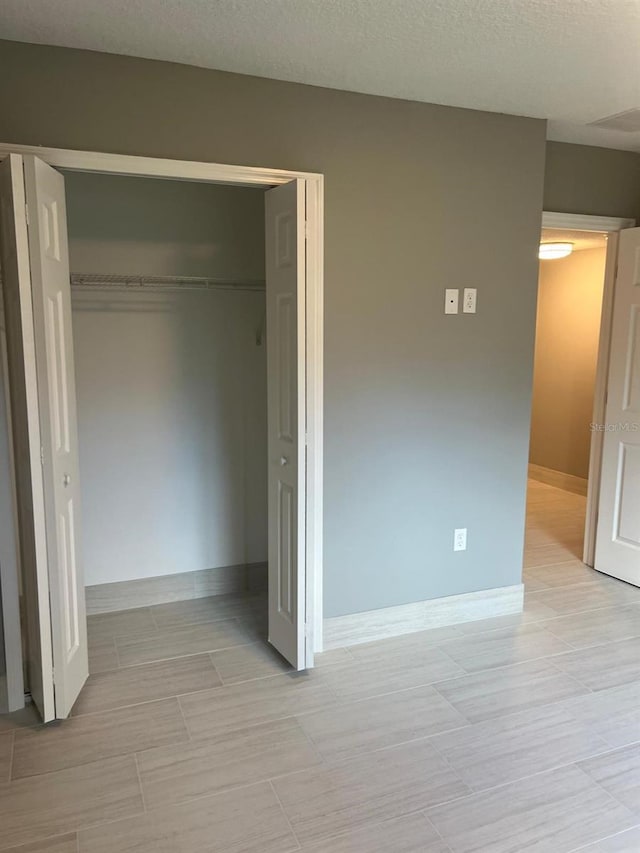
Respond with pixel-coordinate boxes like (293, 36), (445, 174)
(445, 288), (459, 314)
(463, 288), (477, 313)
(454, 527), (467, 551)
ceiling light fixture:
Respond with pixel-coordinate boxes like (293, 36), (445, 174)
(539, 242), (573, 260)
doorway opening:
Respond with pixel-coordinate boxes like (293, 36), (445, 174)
(67, 170), (272, 692)
(524, 212), (637, 603)
(0, 147), (324, 722)
(526, 225), (608, 586)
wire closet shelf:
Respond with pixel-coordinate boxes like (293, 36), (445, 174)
(70, 273), (266, 293)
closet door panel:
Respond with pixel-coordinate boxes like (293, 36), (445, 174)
(24, 155), (88, 718)
(265, 179), (309, 670)
(0, 153), (55, 721)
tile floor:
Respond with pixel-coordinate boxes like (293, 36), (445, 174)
(1, 479), (640, 851)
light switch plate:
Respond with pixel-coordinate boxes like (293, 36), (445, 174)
(445, 289), (459, 314)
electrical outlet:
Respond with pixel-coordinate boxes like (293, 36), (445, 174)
(463, 288), (477, 313)
(454, 528), (467, 551)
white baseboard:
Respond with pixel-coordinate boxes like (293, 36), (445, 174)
(528, 463), (588, 496)
(322, 583), (524, 650)
(85, 561), (268, 615)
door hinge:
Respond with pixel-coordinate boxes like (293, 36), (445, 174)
(304, 220), (309, 239)
(24, 203), (30, 227)
(40, 445), (45, 466)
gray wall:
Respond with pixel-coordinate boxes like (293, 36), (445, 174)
(0, 40), (549, 618)
(63, 171), (266, 280)
(64, 173), (267, 586)
(544, 142), (640, 221)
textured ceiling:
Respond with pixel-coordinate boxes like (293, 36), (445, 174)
(2, 0), (640, 151)
(541, 228), (608, 252)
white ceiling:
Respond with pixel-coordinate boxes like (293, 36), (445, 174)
(541, 228), (609, 252)
(2, 0), (640, 152)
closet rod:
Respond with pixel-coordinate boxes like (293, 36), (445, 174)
(70, 273), (266, 292)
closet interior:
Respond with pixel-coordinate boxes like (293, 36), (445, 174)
(67, 171), (270, 608)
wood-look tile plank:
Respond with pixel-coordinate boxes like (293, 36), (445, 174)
(179, 671), (336, 739)
(0, 731), (13, 784)
(319, 642), (465, 703)
(86, 608), (156, 642)
(311, 648), (356, 668)
(115, 618), (251, 667)
(300, 813), (450, 852)
(272, 739), (469, 846)
(525, 521), (584, 543)
(523, 560), (596, 588)
(12, 698), (188, 779)
(298, 685), (467, 762)
(427, 764), (637, 853)
(431, 703), (610, 791)
(580, 743), (640, 813)
(72, 655), (220, 716)
(551, 637), (640, 691)
(139, 716), (321, 809)
(562, 680), (640, 748)
(209, 642), (351, 686)
(433, 658), (589, 723)
(236, 608), (269, 642)
(210, 641), (292, 684)
(577, 826), (640, 852)
(87, 638), (119, 675)
(524, 543), (583, 566)
(437, 623), (572, 673)
(523, 572), (552, 592)
(453, 613), (531, 635)
(528, 581), (640, 617)
(150, 593), (261, 631)
(0, 755), (143, 851)
(77, 781), (298, 853)
(348, 625), (464, 654)
(543, 604), (640, 650)
(0, 703), (42, 734)
(4, 835), (79, 852)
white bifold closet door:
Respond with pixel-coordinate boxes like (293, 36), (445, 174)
(265, 179), (311, 670)
(0, 153), (87, 720)
(595, 227), (640, 588)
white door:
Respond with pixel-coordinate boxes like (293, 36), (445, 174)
(22, 155), (88, 717)
(595, 227), (640, 587)
(265, 180), (310, 670)
(0, 153), (55, 720)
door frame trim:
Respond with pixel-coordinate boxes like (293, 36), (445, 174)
(0, 142), (325, 656)
(540, 211), (635, 568)
(0, 310), (26, 711)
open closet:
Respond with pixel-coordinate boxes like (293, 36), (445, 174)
(0, 151), (320, 722)
(66, 172), (269, 610)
